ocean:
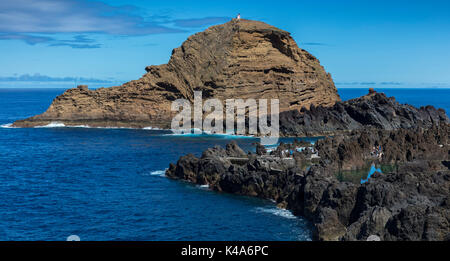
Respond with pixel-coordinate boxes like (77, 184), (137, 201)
(0, 87), (448, 241)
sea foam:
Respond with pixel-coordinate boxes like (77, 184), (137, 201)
(0, 123), (14, 128)
(32, 123), (164, 130)
(143, 126), (162, 130)
(149, 170), (167, 177)
(34, 122), (66, 128)
(197, 184), (210, 190)
(164, 129), (254, 139)
(254, 207), (297, 219)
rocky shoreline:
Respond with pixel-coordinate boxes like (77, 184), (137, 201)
(8, 17), (449, 241)
(279, 89), (449, 137)
(13, 89), (449, 138)
(166, 123), (450, 241)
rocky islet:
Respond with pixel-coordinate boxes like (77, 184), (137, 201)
(13, 19), (340, 128)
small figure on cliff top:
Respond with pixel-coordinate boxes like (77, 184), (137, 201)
(236, 13), (241, 20)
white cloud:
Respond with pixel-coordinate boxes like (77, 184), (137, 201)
(0, 0), (232, 48)
(0, 0), (181, 35)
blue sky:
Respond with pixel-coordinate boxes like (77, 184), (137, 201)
(0, 0), (449, 88)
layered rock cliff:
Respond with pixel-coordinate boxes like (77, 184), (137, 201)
(13, 19), (340, 128)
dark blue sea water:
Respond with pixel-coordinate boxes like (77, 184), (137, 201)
(0, 87), (448, 241)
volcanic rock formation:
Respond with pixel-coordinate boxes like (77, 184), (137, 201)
(279, 90), (449, 136)
(166, 123), (450, 241)
(13, 19), (340, 128)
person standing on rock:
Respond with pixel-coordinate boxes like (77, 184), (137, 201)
(236, 13), (241, 20)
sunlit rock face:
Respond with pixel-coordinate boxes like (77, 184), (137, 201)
(14, 19), (340, 128)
